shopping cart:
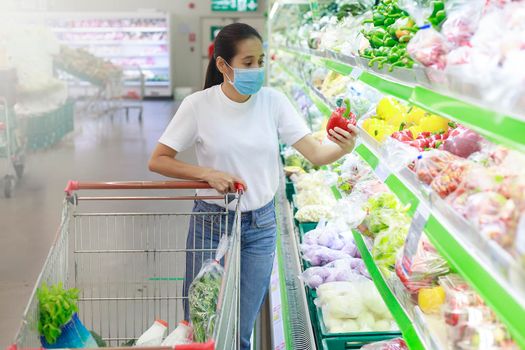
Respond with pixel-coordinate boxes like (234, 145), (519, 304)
(0, 98), (26, 198)
(11, 180), (242, 349)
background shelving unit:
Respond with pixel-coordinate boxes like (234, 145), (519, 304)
(46, 12), (172, 98)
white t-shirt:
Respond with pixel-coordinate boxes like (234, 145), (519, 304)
(159, 85), (311, 211)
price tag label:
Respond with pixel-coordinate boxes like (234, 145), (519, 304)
(403, 203), (430, 260)
(350, 67), (363, 80)
(375, 162), (391, 182)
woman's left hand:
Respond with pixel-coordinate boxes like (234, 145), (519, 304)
(328, 124), (359, 153)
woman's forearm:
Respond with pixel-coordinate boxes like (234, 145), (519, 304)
(148, 155), (212, 181)
(313, 143), (349, 166)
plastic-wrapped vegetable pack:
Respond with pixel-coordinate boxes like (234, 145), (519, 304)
(439, 274), (518, 349)
(399, 0), (450, 69)
(188, 234), (229, 343)
(315, 280), (397, 333)
(336, 154), (376, 194)
(300, 258), (369, 289)
(295, 204), (333, 223)
(300, 223), (359, 262)
(395, 235), (450, 295)
(430, 158), (472, 198)
(414, 150), (461, 185)
(372, 223), (409, 276)
(361, 338), (408, 350)
(447, 167), (521, 249)
(363, 192), (411, 236)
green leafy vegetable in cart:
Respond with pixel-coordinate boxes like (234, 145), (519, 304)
(189, 268), (223, 342)
(37, 283), (79, 344)
(189, 234), (230, 343)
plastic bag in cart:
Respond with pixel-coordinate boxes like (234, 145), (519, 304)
(188, 234), (229, 343)
(361, 338), (408, 350)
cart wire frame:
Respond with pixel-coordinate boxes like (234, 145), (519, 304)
(11, 180), (243, 350)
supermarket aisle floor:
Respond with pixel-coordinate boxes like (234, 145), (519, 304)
(0, 101), (194, 347)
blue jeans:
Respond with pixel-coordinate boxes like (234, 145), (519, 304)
(183, 199), (277, 350)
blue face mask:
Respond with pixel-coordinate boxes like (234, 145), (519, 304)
(225, 61), (265, 95)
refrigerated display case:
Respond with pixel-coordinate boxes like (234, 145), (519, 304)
(268, 1), (525, 349)
(45, 12), (172, 98)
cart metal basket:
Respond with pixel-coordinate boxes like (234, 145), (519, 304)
(10, 180), (242, 349)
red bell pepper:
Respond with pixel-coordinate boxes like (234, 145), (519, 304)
(326, 98), (356, 134)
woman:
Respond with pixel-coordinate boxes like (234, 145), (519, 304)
(148, 23), (358, 349)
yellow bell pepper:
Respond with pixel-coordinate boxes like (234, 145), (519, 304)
(418, 114), (450, 133)
(363, 118), (396, 142)
(376, 97), (400, 120)
(407, 106), (427, 125)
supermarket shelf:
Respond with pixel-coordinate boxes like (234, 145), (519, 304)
(352, 230), (436, 350)
(59, 40), (168, 45)
(276, 46), (525, 153)
(277, 64), (525, 348)
(53, 27), (167, 33)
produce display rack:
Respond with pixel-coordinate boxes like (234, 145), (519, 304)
(276, 46), (525, 153)
(273, 59), (525, 348)
(45, 12), (172, 98)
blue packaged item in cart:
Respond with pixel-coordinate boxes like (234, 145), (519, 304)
(40, 313), (98, 348)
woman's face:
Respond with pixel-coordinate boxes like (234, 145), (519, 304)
(230, 37), (265, 69)
(218, 37), (264, 76)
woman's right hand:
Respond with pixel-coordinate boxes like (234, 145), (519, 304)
(202, 169), (247, 194)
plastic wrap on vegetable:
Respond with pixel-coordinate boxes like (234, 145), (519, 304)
(395, 235), (450, 295)
(352, 180), (389, 201)
(441, 0), (484, 47)
(372, 223), (410, 275)
(439, 274), (518, 349)
(337, 154), (375, 194)
(315, 280), (396, 333)
(363, 192), (411, 236)
(431, 159), (471, 198)
(380, 137), (420, 172)
(295, 205), (333, 223)
(188, 234), (229, 343)
(302, 220), (359, 252)
(442, 126), (483, 158)
(399, 0), (449, 69)
(299, 258), (369, 289)
(301, 244), (356, 266)
(331, 197), (368, 229)
(361, 338), (408, 350)
(414, 149), (461, 185)
(450, 190), (518, 249)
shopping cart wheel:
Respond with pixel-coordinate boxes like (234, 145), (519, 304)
(4, 175), (14, 198)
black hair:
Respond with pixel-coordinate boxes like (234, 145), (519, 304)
(204, 22), (263, 90)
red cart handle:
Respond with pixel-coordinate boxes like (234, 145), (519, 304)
(65, 180), (245, 196)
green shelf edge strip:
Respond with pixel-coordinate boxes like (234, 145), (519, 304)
(276, 47), (525, 152)
(352, 230), (425, 350)
(275, 197), (294, 349)
(425, 217), (525, 349)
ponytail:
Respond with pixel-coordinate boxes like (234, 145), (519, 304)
(204, 55), (223, 90)
(203, 23), (262, 90)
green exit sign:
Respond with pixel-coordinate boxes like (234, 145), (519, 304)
(211, 0), (258, 12)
